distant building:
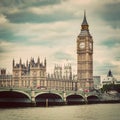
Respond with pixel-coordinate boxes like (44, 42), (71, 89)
(46, 64), (76, 91)
(12, 57), (46, 88)
(54, 65), (62, 79)
(12, 57), (76, 90)
(93, 70), (120, 89)
(0, 68), (12, 87)
(0, 68), (6, 75)
(0, 58), (76, 91)
(101, 70), (120, 87)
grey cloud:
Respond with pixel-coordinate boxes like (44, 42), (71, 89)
(0, 41), (12, 54)
(0, 47), (7, 53)
(0, 27), (29, 43)
(5, 11), (76, 23)
(94, 2), (120, 28)
(94, 61), (118, 75)
(0, 0), (78, 24)
(0, 0), (62, 7)
(0, 28), (16, 42)
(54, 51), (73, 60)
(0, 0), (64, 18)
(115, 56), (120, 61)
(101, 38), (120, 47)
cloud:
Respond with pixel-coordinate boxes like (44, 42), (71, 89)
(0, 14), (8, 24)
(0, 47), (7, 54)
(0, 0), (67, 24)
(93, 1), (120, 29)
(93, 42), (120, 76)
(93, 61), (119, 75)
(4, 9), (78, 24)
(0, 0), (93, 24)
(54, 51), (73, 60)
(0, 0), (62, 7)
(0, 0), (64, 16)
(0, 29), (29, 43)
(101, 38), (120, 48)
(0, 29), (17, 42)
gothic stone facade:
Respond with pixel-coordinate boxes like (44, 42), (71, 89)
(11, 58), (76, 90)
(12, 57), (46, 88)
(0, 69), (12, 87)
(47, 64), (76, 91)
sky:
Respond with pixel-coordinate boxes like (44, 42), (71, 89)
(0, 0), (120, 76)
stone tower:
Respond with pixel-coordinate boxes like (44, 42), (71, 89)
(64, 64), (72, 80)
(54, 65), (62, 79)
(77, 11), (93, 91)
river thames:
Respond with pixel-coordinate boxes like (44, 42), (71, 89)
(0, 104), (120, 120)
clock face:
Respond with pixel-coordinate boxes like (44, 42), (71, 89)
(89, 43), (92, 49)
(79, 42), (85, 49)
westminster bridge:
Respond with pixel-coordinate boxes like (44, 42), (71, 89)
(0, 87), (120, 107)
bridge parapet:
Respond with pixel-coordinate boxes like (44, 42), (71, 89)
(0, 87), (14, 91)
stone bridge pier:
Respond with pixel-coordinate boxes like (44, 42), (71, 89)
(31, 89), (36, 106)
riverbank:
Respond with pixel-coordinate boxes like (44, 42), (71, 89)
(0, 99), (120, 108)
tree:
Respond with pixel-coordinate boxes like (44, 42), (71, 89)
(101, 84), (120, 93)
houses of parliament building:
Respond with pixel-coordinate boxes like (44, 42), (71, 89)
(0, 12), (94, 91)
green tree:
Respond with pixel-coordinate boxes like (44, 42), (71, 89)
(101, 84), (120, 93)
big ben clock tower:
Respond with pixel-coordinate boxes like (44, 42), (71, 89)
(77, 11), (93, 91)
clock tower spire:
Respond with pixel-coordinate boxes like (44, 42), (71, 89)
(77, 11), (93, 91)
(81, 10), (89, 30)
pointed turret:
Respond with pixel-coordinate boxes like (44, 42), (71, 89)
(26, 60), (28, 67)
(19, 58), (22, 65)
(38, 56), (40, 63)
(79, 11), (91, 37)
(81, 10), (89, 30)
(13, 59), (15, 67)
(44, 58), (46, 67)
(107, 70), (113, 77)
(82, 10), (88, 25)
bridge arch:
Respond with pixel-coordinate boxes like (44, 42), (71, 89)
(66, 94), (85, 105)
(0, 90), (31, 99)
(35, 92), (63, 106)
(66, 93), (84, 99)
(87, 95), (100, 104)
(12, 90), (31, 99)
(0, 90), (31, 107)
(35, 92), (63, 99)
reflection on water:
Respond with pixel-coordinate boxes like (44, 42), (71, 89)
(0, 104), (120, 120)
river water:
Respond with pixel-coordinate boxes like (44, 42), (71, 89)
(0, 104), (120, 120)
